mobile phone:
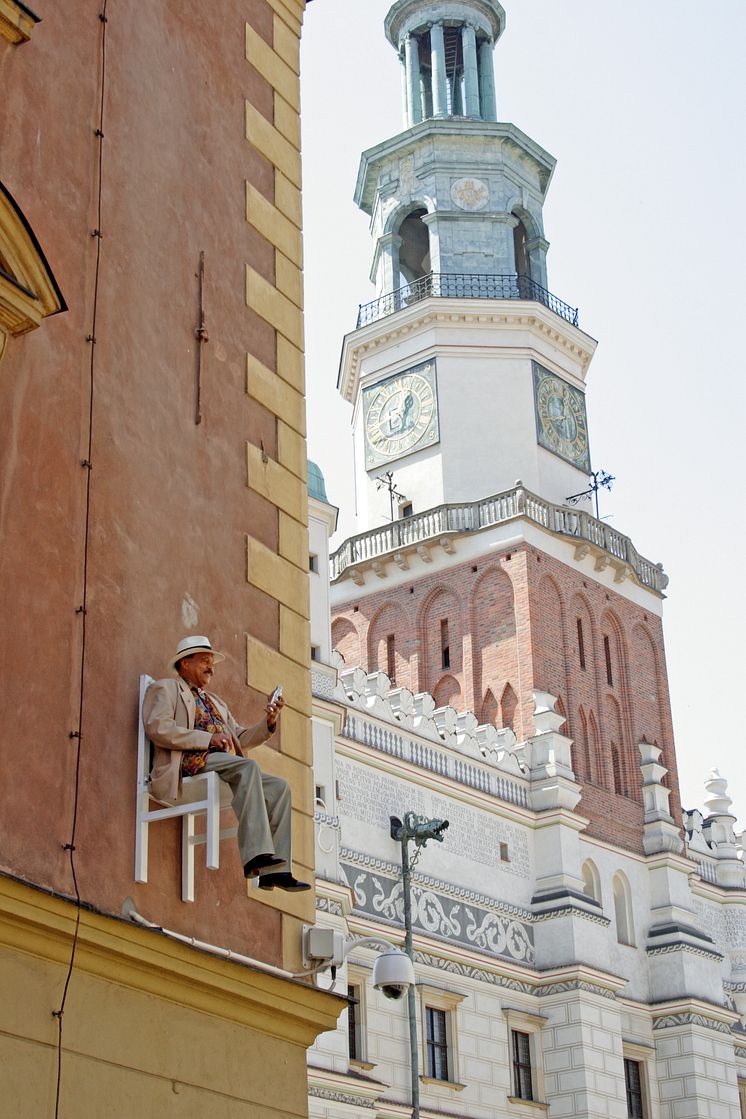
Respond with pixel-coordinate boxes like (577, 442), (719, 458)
(270, 684), (283, 705)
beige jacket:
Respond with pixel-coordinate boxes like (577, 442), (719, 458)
(142, 676), (272, 804)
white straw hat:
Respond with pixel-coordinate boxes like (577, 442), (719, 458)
(167, 635), (226, 672)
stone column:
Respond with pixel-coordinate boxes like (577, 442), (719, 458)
(404, 35), (422, 125)
(478, 38), (497, 120)
(462, 24), (480, 118)
(430, 22), (447, 117)
(400, 52), (409, 126)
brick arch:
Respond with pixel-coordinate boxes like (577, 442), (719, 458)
(480, 688), (498, 726)
(500, 682), (518, 731)
(555, 693), (568, 730)
(599, 608), (629, 691)
(433, 674), (461, 710)
(470, 564), (518, 728)
(418, 585), (463, 696)
(588, 708), (602, 784)
(601, 609), (638, 799)
(367, 600), (412, 690)
(605, 694), (626, 795)
(569, 592), (597, 667)
(568, 593), (602, 771)
(630, 622), (663, 747)
(535, 575), (572, 740)
(574, 705), (589, 778)
(331, 616), (362, 669)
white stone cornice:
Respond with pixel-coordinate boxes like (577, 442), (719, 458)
(339, 299), (596, 402)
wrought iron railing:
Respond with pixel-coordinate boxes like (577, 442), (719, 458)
(356, 272), (580, 329)
(330, 483), (668, 593)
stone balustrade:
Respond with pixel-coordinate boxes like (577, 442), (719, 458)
(330, 482), (668, 593)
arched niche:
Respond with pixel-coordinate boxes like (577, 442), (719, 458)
(367, 601), (411, 690)
(397, 206), (431, 287)
(331, 616), (362, 670)
(420, 585), (462, 695)
(480, 688), (498, 726)
(500, 682), (517, 732)
(581, 859), (602, 905)
(433, 673), (461, 710)
(612, 872), (635, 946)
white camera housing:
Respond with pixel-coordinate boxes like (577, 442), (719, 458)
(371, 948), (416, 1001)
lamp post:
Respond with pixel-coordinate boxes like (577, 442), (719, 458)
(390, 812), (449, 1119)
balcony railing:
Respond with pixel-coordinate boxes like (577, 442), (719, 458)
(330, 483), (668, 594)
(356, 272), (580, 329)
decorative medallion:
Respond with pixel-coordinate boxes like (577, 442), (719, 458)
(363, 359), (439, 470)
(533, 362), (591, 472)
(451, 177), (489, 211)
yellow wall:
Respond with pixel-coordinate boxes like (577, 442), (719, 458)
(0, 876), (342, 1118)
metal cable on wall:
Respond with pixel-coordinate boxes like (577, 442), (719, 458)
(52, 3), (109, 1115)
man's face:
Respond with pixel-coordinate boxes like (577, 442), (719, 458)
(178, 651), (215, 690)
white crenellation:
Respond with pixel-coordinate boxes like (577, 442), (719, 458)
(335, 657), (531, 784)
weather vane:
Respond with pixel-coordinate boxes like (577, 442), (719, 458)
(376, 470), (408, 522)
(566, 469), (615, 520)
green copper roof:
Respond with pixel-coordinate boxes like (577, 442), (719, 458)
(307, 460), (328, 502)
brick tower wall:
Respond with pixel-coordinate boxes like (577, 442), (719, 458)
(332, 542), (681, 854)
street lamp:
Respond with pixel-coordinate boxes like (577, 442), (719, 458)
(390, 812), (449, 1119)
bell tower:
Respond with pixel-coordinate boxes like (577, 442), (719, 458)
(331, 0), (681, 854)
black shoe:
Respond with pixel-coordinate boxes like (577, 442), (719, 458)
(257, 872), (312, 892)
(244, 854), (285, 878)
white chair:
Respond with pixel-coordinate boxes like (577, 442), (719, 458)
(135, 674), (235, 902)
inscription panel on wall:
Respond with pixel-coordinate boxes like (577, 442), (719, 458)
(336, 757), (530, 879)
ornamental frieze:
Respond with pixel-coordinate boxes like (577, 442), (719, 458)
(340, 861), (534, 966)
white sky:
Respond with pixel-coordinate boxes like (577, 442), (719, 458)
(300, 0), (746, 829)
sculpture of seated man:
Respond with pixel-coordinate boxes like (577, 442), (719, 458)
(143, 635), (310, 892)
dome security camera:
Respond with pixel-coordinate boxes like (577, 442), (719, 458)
(371, 947), (415, 1001)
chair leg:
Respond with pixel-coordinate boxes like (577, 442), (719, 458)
(135, 803), (149, 884)
(206, 775), (221, 870)
(182, 813), (196, 903)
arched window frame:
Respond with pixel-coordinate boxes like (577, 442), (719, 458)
(581, 859), (602, 905)
(612, 872), (635, 946)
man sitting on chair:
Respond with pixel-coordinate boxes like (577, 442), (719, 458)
(142, 635), (310, 892)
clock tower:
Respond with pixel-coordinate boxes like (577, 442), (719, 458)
(330, 0), (681, 854)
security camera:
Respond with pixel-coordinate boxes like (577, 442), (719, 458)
(371, 948), (415, 1001)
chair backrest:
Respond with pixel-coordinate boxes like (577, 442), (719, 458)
(137, 674), (156, 794)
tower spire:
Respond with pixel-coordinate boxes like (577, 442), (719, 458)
(385, 0), (505, 124)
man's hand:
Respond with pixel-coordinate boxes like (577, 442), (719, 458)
(266, 693), (285, 731)
(209, 732), (232, 751)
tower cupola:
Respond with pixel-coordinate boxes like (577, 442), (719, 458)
(385, 0), (505, 124)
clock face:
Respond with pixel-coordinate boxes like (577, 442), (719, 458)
(363, 361), (439, 470)
(533, 363), (591, 472)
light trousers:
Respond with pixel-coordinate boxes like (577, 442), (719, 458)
(203, 752), (291, 871)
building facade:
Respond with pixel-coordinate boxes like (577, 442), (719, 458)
(306, 2), (746, 1116)
(0, 2), (343, 1116)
